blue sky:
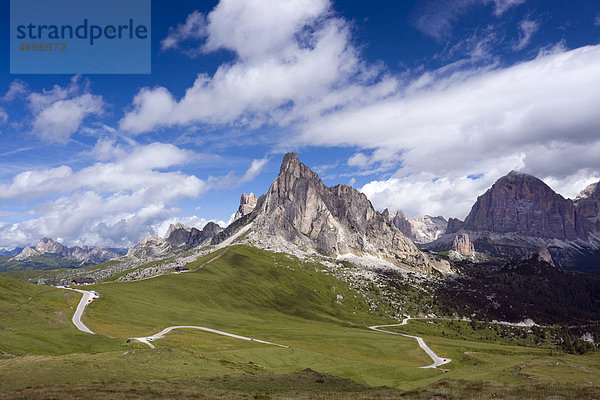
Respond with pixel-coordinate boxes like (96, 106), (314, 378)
(1, 0), (600, 248)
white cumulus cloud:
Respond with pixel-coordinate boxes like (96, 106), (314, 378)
(27, 76), (104, 143)
(241, 157), (269, 182)
(2, 81), (28, 102)
(120, 0), (391, 135)
(161, 10), (207, 52)
(0, 141), (207, 247)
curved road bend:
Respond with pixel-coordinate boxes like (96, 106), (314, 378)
(61, 287), (96, 334)
(59, 287), (289, 350)
(133, 325), (289, 349)
(369, 317), (451, 369)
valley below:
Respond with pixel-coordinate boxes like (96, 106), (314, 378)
(1, 245), (599, 399)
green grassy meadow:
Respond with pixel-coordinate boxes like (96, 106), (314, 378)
(1, 245), (599, 399)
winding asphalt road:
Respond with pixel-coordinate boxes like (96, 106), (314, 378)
(61, 287), (96, 334)
(369, 317), (451, 369)
(132, 325), (289, 349)
(60, 287), (448, 370)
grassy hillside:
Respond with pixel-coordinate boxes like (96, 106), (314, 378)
(0, 254), (86, 272)
(0, 276), (117, 356)
(1, 245), (599, 398)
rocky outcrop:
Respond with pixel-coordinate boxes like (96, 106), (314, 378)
(164, 222), (224, 248)
(452, 233), (474, 256)
(13, 246), (40, 260)
(201, 222), (223, 240)
(383, 210), (448, 244)
(382, 210), (413, 238)
(575, 182), (600, 237)
(36, 237), (70, 256)
(165, 225), (200, 247)
(234, 193), (258, 221)
(14, 238), (122, 265)
(462, 171), (579, 240)
(220, 152), (449, 273)
(127, 236), (170, 259)
(406, 215), (447, 244)
(533, 247), (555, 266)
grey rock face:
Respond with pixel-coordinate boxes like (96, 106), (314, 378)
(384, 210), (448, 244)
(201, 222), (223, 239)
(452, 233), (474, 256)
(36, 237), (69, 256)
(234, 193), (258, 221)
(165, 224), (197, 247)
(241, 153), (442, 272)
(164, 222), (223, 248)
(425, 174), (600, 271)
(409, 215), (447, 243)
(575, 182), (600, 237)
(446, 218), (464, 234)
(383, 210), (413, 239)
(13, 246), (40, 260)
(127, 236), (170, 259)
(535, 247), (555, 266)
(463, 171), (578, 240)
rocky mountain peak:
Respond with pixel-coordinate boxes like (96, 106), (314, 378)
(202, 222), (223, 237)
(576, 182), (600, 201)
(278, 152), (321, 183)
(13, 246), (40, 261)
(462, 171), (578, 240)
(280, 152), (300, 173)
(164, 221), (223, 248)
(574, 180), (600, 236)
(127, 236), (169, 259)
(234, 193), (258, 220)
(36, 237), (68, 255)
(231, 153), (450, 273)
(165, 223), (191, 238)
(13, 237), (122, 265)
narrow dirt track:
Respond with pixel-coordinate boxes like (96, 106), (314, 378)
(194, 248), (228, 271)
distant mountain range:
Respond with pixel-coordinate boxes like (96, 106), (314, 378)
(0, 247), (23, 257)
(15, 238), (126, 264)
(0, 238), (127, 272)
(125, 221), (223, 259)
(2, 154), (599, 274)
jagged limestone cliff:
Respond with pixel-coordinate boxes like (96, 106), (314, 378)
(217, 153), (449, 273)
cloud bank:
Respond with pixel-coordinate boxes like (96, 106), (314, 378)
(0, 142), (206, 247)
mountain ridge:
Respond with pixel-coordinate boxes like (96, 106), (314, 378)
(214, 152), (450, 274)
(13, 238), (124, 265)
(424, 171), (600, 270)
